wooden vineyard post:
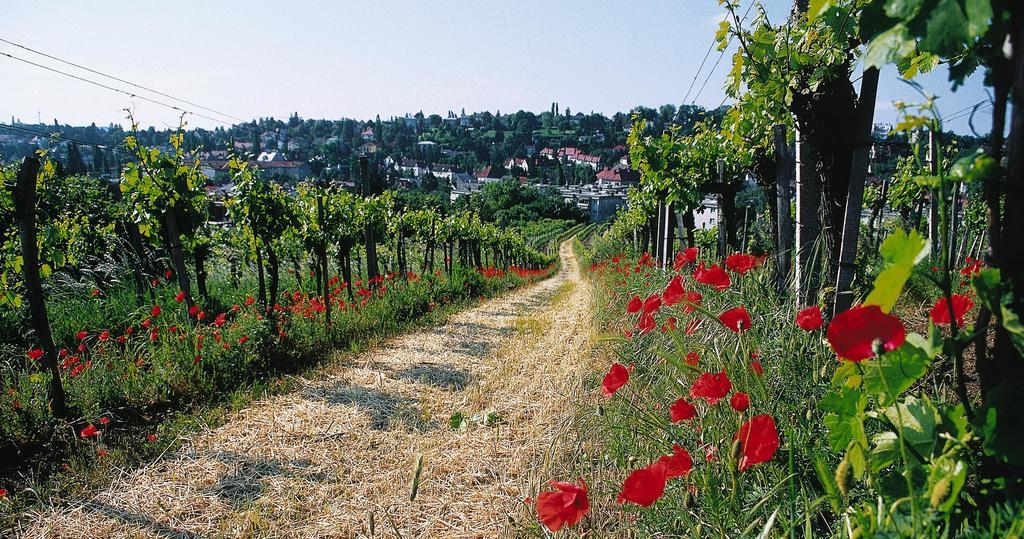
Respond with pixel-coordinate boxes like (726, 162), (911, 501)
(14, 156), (68, 418)
(773, 124), (795, 295)
(833, 66), (879, 315)
(795, 126), (821, 305)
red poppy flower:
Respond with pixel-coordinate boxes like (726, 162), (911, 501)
(536, 479), (589, 532)
(626, 295), (643, 314)
(670, 397), (697, 422)
(750, 361), (763, 376)
(80, 425), (98, 438)
(826, 305), (906, 362)
(75, 330), (88, 340)
(188, 305), (200, 317)
(91, 288), (100, 297)
(719, 306), (752, 332)
(244, 295), (255, 306)
(929, 294), (974, 327)
(658, 445), (693, 478)
(663, 275), (685, 306)
(730, 391), (750, 412)
(685, 351), (699, 365)
(674, 247), (698, 271)
(735, 414), (780, 471)
(151, 305), (162, 317)
(693, 263), (730, 291)
(147, 433), (157, 443)
(795, 306), (823, 331)
(617, 461), (667, 507)
(98, 330), (111, 342)
(70, 363), (85, 377)
(635, 312), (657, 334)
(725, 253), (758, 275)
(0, 488), (7, 498)
(689, 370), (732, 404)
(239, 335), (249, 345)
(682, 290), (701, 313)
(602, 363), (631, 397)
(642, 293), (662, 314)
(99, 416), (109, 425)
(164, 269), (172, 280)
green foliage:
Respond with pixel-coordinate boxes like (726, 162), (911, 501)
(863, 228), (929, 312)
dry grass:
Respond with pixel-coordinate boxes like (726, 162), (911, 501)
(20, 241), (597, 539)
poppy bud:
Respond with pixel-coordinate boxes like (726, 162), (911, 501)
(835, 458), (852, 497)
(930, 476), (951, 509)
(730, 438), (742, 463)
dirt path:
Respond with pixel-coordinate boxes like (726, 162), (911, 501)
(24, 241), (594, 539)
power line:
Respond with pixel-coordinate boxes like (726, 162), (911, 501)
(0, 37), (246, 124)
(944, 102), (991, 124)
(941, 99), (989, 121)
(0, 48), (317, 154)
(690, 0), (756, 105)
(0, 51), (230, 126)
(0, 122), (133, 156)
(682, 40), (717, 104)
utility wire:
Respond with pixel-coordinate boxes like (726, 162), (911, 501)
(0, 51), (230, 126)
(0, 37), (246, 124)
(0, 122), (133, 156)
(690, 0), (756, 105)
(0, 49), (316, 154)
(682, 40), (717, 104)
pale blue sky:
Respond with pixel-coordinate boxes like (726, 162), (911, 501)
(1, 1), (993, 134)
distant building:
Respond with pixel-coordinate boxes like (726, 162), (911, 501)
(505, 157), (530, 173)
(595, 163), (640, 188)
(360, 127), (376, 141)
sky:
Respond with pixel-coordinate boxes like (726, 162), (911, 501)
(0, 1), (994, 135)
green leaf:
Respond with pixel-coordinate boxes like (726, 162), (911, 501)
(883, 395), (940, 462)
(820, 386), (868, 452)
(964, 0), (993, 39)
(977, 382), (1024, 466)
(870, 431), (900, 473)
(899, 52), (941, 79)
(971, 268), (1024, 356)
(864, 23), (917, 69)
(920, 0), (970, 56)
(864, 228), (929, 312)
(808, 0), (839, 20)
(862, 342), (932, 405)
(884, 0), (923, 19)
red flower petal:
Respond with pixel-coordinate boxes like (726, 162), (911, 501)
(626, 295), (643, 314)
(735, 414), (779, 471)
(617, 461), (667, 507)
(795, 305), (823, 331)
(693, 263), (730, 291)
(536, 479), (589, 532)
(929, 294), (974, 327)
(602, 363), (631, 397)
(724, 253), (759, 275)
(826, 305), (906, 362)
(663, 275), (685, 306)
(730, 391), (750, 412)
(719, 306), (752, 332)
(670, 397), (697, 422)
(658, 445), (693, 478)
(689, 370), (732, 404)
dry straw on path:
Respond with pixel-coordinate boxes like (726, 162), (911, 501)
(23, 241), (595, 539)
